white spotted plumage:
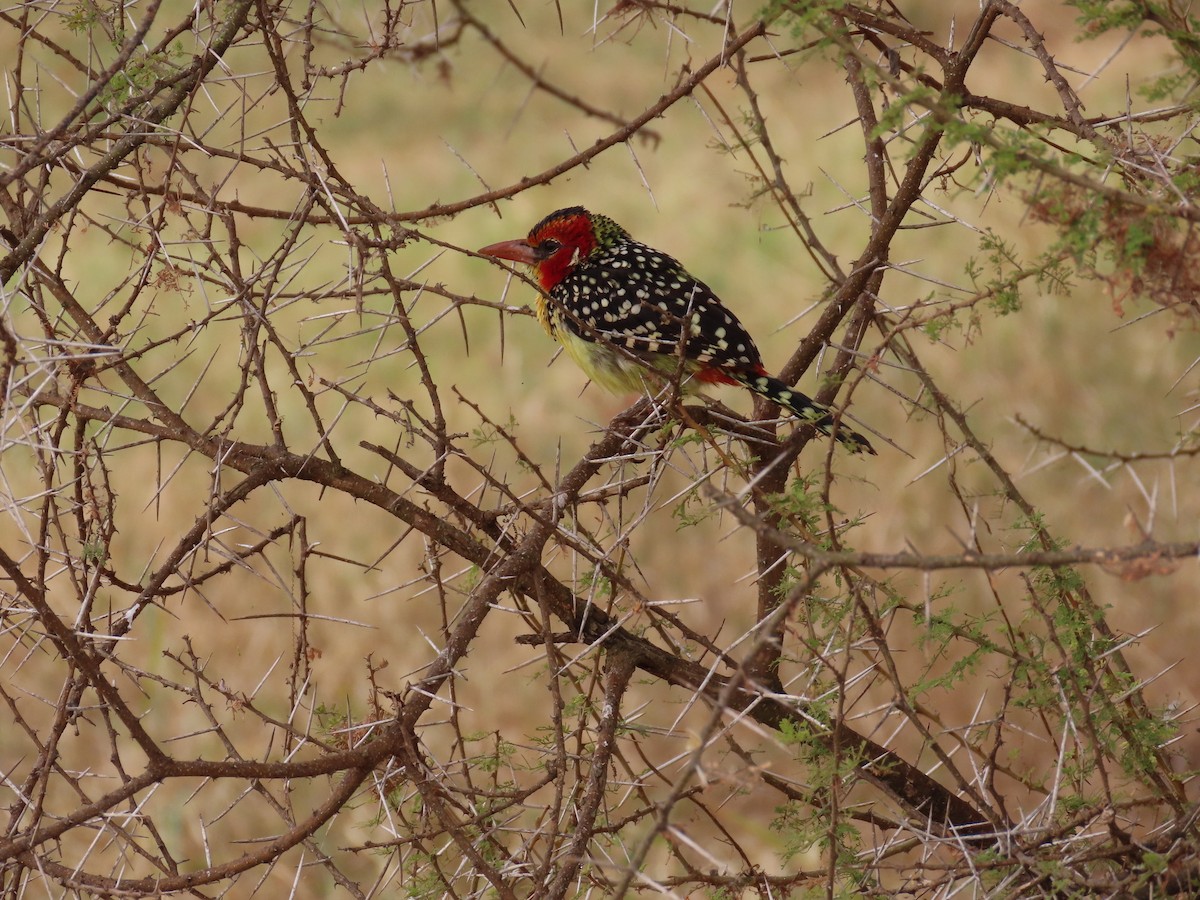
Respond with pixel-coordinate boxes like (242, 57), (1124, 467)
(478, 207), (875, 454)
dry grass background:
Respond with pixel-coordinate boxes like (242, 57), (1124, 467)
(2, 1), (1200, 896)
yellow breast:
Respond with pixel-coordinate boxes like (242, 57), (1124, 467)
(534, 296), (556, 339)
(545, 306), (659, 395)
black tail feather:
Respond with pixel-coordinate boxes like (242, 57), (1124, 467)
(738, 370), (876, 455)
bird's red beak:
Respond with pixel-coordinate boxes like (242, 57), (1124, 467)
(477, 239), (539, 266)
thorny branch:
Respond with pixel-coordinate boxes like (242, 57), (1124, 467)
(1, 2), (1199, 898)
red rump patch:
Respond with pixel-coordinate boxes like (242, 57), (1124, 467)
(694, 363), (768, 386)
(694, 367), (741, 385)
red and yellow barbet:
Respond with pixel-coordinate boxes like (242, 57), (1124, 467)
(479, 207), (875, 454)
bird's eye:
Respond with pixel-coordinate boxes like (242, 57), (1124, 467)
(538, 238), (562, 255)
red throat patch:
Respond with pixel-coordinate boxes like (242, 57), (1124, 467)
(530, 213), (599, 291)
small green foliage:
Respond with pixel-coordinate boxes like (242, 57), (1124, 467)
(314, 703), (348, 734)
(771, 801), (863, 870)
(1035, 251), (1075, 297)
(667, 429), (705, 449)
(1027, 174), (1200, 314)
(1141, 850), (1169, 875)
(990, 283), (1021, 316)
(652, 418), (680, 445)
(958, 225), (1062, 327)
(561, 692), (590, 719)
(1010, 512), (1053, 552)
(470, 414), (518, 447)
(763, 0), (843, 49)
(671, 484), (714, 530)
(765, 474), (825, 532)
(1070, 1), (1200, 99)
(1055, 197), (1103, 262)
(462, 565), (481, 591)
(97, 44), (188, 113)
(1069, 1), (1150, 35)
(1119, 706), (1177, 777)
(64, 0), (101, 32)
(771, 563), (801, 600)
(910, 646), (984, 700)
(384, 785), (405, 812)
(402, 851), (446, 899)
(1034, 563), (1084, 597)
(779, 711), (866, 790)
(909, 603), (1001, 701)
(1012, 658), (1057, 712)
(771, 800), (820, 864)
(778, 716), (819, 747)
(81, 540), (107, 565)
(977, 230), (1024, 315)
(477, 740), (515, 773)
(1122, 217), (1158, 267)
(871, 85), (943, 141)
(1058, 792), (1091, 816)
(578, 567), (613, 599)
(1172, 166), (1200, 194)
(920, 306), (958, 342)
(982, 125), (1053, 184)
(938, 116), (992, 148)
(791, 586), (855, 631)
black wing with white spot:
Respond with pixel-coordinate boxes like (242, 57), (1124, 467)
(550, 239), (765, 371)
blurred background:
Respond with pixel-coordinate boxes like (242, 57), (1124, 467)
(2, 0), (1199, 894)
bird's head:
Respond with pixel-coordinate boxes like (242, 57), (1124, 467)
(477, 207), (627, 291)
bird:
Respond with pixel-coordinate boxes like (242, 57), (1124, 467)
(477, 206), (875, 454)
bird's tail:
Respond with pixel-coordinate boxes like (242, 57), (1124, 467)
(737, 369), (876, 455)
